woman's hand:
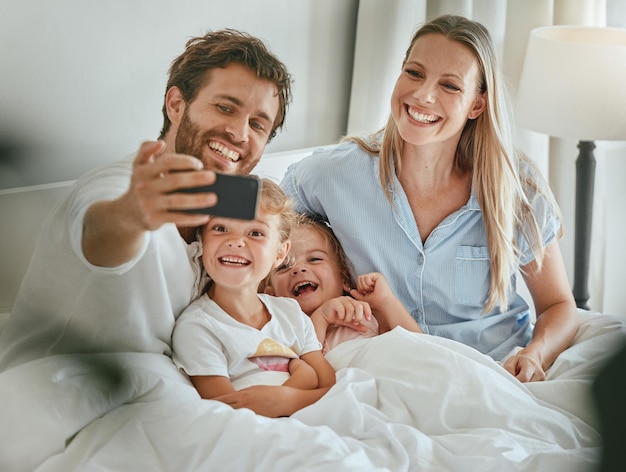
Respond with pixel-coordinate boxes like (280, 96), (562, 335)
(518, 241), (580, 381)
(502, 348), (546, 382)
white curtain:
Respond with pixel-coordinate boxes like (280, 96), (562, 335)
(347, 0), (625, 314)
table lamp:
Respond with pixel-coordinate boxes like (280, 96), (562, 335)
(515, 25), (626, 310)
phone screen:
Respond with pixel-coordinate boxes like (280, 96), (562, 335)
(176, 173), (261, 220)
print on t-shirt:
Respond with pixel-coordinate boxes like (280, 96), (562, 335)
(249, 337), (298, 372)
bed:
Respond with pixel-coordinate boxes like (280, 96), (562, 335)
(1, 146), (625, 472)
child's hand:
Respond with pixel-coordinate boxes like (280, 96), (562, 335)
(351, 272), (395, 311)
(351, 271), (423, 335)
(312, 296), (372, 332)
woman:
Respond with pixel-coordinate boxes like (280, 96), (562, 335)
(281, 14), (579, 382)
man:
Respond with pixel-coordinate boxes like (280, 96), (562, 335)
(0, 30), (292, 371)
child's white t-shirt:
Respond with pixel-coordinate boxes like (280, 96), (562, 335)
(172, 293), (322, 390)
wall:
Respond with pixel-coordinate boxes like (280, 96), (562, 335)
(0, 0), (358, 189)
(1, 0), (624, 314)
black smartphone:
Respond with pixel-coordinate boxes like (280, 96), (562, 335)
(176, 173), (261, 220)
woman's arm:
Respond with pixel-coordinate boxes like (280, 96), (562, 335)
(503, 241), (579, 382)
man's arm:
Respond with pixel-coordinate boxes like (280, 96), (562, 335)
(82, 140), (217, 267)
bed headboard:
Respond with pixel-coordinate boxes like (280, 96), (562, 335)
(0, 143), (535, 323)
(0, 145), (327, 316)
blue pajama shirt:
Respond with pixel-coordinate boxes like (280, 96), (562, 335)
(281, 141), (560, 361)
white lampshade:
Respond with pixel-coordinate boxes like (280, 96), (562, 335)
(516, 25), (626, 141)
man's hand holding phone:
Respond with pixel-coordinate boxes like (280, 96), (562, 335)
(125, 141), (219, 231)
(83, 140), (218, 267)
(123, 140), (261, 234)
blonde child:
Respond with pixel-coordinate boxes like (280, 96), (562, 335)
(267, 214), (422, 354)
(172, 180), (335, 406)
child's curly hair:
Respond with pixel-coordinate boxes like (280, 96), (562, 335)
(261, 213), (354, 294)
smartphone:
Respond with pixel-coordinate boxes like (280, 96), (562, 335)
(176, 173), (261, 220)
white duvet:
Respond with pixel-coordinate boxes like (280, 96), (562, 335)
(1, 311), (624, 472)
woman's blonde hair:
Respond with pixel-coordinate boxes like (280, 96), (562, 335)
(345, 14), (561, 312)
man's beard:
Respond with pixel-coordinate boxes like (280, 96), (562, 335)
(175, 108), (217, 169)
(174, 108), (253, 173)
